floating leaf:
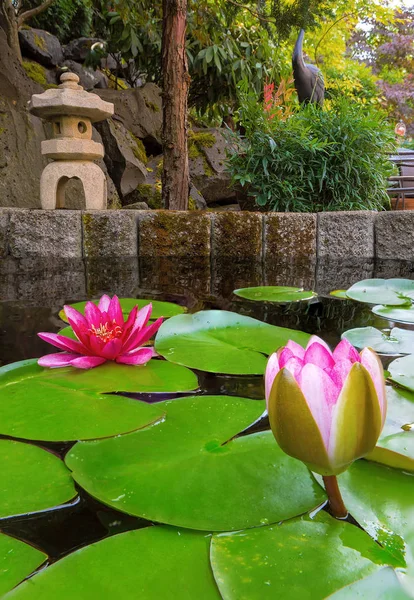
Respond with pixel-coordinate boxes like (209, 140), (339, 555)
(0, 440), (76, 519)
(0, 534), (46, 597)
(210, 511), (400, 600)
(59, 298), (185, 323)
(234, 286), (317, 303)
(389, 354), (414, 392)
(346, 279), (414, 306)
(0, 359), (195, 442)
(326, 568), (412, 599)
(372, 305), (414, 324)
(155, 310), (310, 374)
(342, 327), (414, 355)
(66, 396), (325, 531)
(4, 527), (221, 600)
(330, 290), (348, 299)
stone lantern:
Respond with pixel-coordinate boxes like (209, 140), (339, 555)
(28, 72), (114, 210)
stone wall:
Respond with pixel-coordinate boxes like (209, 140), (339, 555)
(0, 208), (413, 302)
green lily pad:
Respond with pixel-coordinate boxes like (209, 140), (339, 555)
(155, 310), (310, 374)
(0, 439), (76, 519)
(66, 395), (325, 531)
(346, 279), (414, 306)
(389, 354), (414, 392)
(233, 286), (317, 303)
(342, 327), (414, 355)
(0, 533), (47, 597)
(210, 511), (400, 600)
(0, 359), (195, 442)
(372, 305), (414, 324)
(330, 290), (349, 299)
(59, 298), (185, 323)
(4, 527), (221, 600)
(327, 568), (413, 599)
(335, 459), (414, 567)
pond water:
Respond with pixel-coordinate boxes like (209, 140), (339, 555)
(0, 257), (413, 569)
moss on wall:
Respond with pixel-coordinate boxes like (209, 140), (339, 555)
(34, 33), (46, 51)
(135, 183), (162, 209)
(188, 131), (216, 172)
(130, 134), (148, 164)
(144, 99), (160, 113)
(23, 61), (48, 86)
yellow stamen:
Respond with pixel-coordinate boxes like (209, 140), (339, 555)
(90, 319), (122, 343)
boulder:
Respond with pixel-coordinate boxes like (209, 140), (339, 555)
(64, 37), (105, 63)
(95, 118), (148, 199)
(19, 27), (63, 67)
(122, 202), (149, 210)
(58, 61), (108, 90)
(0, 29), (48, 208)
(94, 84), (163, 153)
(188, 128), (235, 204)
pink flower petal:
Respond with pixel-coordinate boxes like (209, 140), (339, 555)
(99, 338), (123, 360)
(37, 332), (89, 355)
(108, 295), (124, 326)
(85, 301), (103, 328)
(121, 304), (153, 350)
(122, 305), (138, 339)
(265, 352), (280, 406)
(116, 348), (155, 365)
(70, 355), (107, 369)
(122, 317), (163, 354)
(64, 306), (89, 342)
(333, 338), (361, 364)
(306, 336), (333, 355)
(360, 348), (387, 427)
(285, 340), (306, 360)
(297, 363), (340, 448)
(124, 345), (158, 358)
(38, 352), (80, 368)
(98, 295), (111, 312)
(329, 359), (354, 389)
(283, 356), (304, 381)
(278, 347), (294, 368)
(304, 342), (335, 371)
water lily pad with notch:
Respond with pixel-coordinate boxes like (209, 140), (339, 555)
(330, 290), (349, 299)
(0, 439), (76, 519)
(210, 511), (401, 600)
(155, 310), (310, 374)
(59, 298), (185, 323)
(346, 279), (414, 306)
(4, 527), (221, 600)
(388, 354), (414, 392)
(0, 533), (47, 597)
(372, 304), (414, 324)
(66, 395), (325, 531)
(0, 359), (196, 442)
(233, 286), (317, 303)
(342, 327), (414, 355)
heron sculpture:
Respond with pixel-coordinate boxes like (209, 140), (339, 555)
(292, 29), (325, 105)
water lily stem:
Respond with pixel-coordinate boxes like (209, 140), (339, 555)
(322, 475), (348, 519)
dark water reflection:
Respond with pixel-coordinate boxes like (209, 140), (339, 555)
(0, 256), (413, 561)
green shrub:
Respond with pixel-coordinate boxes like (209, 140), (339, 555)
(25, 0), (93, 43)
(227, 96), (396, 212)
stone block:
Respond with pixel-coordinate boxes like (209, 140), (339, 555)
(317, 211), (376, 259)
(374, 259), (414, 279)
(264, 260), (316, 290)
(15, 259), (86, 304)
(86, 258), (139, 298)
(82, 211), (138, 258)
(264, 213), (317, 261)
(0, 209), (9, 258)
(316, 259), (374, 297)
(8, 210), (82, 258)
(138, 211), (211, 257)
(375, 212), (414, 261)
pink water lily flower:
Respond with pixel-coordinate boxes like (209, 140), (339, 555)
(38, 295), (163, 369)
(266, 335), (387, 476)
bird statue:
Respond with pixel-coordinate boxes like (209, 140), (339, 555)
(292, 29), (325, 106)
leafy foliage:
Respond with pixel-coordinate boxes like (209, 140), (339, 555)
(227, 95), (396, 211)
(22, 0), (94, 43)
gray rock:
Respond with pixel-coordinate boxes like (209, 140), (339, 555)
(317, 211), (376, 259)
(64, 38), (105, 63)
(95, 119), (147, 199)
(375, 212), (414, 261)
(94, 84), (162, 151)
(0, 209), (9, 257)
(189, 128), (235, 204)
(19, 28), (63, 67)
(58, 61), (108, 90)
(82, 211), (138, 258)
(122, 202), (149, 210)
(8, 210), (82, 258)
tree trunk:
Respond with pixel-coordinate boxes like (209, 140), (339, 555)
(0, 0), (22, 62)
(161, 0), (190, 210)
